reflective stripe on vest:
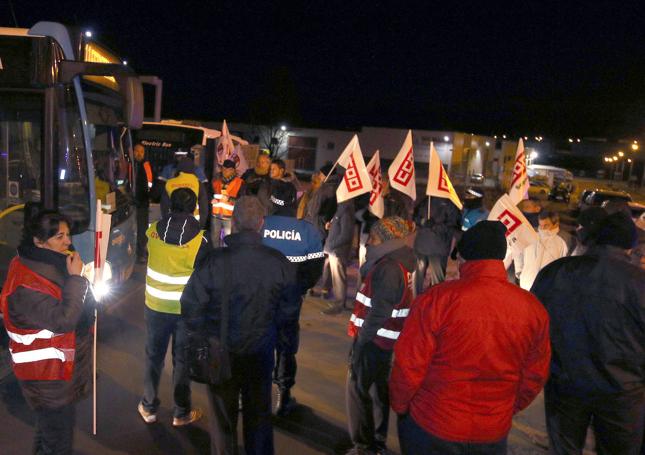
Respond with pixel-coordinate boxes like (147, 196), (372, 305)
(145, 222), (203, 314)
(0, 257), (78, 381)
(212, 177), (242, 217)
(166, 172), (201, 217)
(6, 329), (59, 345)
(348, 260), (414, 350)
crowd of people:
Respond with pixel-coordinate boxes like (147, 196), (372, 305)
(0, 146), (643, 455)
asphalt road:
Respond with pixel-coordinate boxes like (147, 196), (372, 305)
(0, 260), (555, 455)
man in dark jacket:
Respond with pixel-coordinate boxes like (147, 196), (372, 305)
(304, 165), (339, 241)
(390, 221), (550, 455)
(531, 211), (645, 455)
(346, 216), (416, 455)
(134, 143), (153, 263)
(261, 182), (324, 416)
(413, 197), (461, 294)
(321, 199), (356, 315)
(182, 196), (298, 455)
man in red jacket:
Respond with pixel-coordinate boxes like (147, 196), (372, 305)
(390, 220), (550, 455)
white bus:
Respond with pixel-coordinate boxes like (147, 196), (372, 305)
(0, 22), (149, 287)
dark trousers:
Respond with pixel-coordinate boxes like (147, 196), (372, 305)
(398, 414), (508, 455)
(206, 348), (274, 455)
(545, 384), (645, 455)
(33, 403), (75, 455)
(273, 310), (301, 391)
(346, 341), (392, 451)
(136, 205), (149, 259)
(142, 306), (191, 418)
(415, 255), (446, 296)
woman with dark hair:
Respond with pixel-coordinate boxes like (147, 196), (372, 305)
(0, 205), (93, 454)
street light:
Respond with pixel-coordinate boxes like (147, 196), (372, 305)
(84, 30), (93, 38)
(444, 135), (450, 142)
(618, 151), (624, 157)
(280, 125), (287, 132)
(632, 143), (639, 151)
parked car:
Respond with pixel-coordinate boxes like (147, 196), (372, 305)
(528, 180), (550, 201)
(549, 183), (572, 203)
(578, 189), (632, 211)
(628, 201), (645, 221)
(469, 173), (485, 184)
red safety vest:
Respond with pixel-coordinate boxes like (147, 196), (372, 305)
(0, 257), (76, 381)
(348, 260), (414, 351)
(212, 177), (243, 218)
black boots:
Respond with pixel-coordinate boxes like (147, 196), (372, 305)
(275, 388), (296, 417)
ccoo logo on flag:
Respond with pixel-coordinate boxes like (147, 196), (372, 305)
(393, 148), (414, 186)
(344, 155), (364, 192)
(498, 209), (521, 236)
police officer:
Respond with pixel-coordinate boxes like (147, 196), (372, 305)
(261, 181), (325, 416)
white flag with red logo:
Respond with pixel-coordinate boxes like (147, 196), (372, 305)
(230, 144), (249, 176)
(387, 130), (416, 200)
(335, 135), (373, 203)
(488, 193), (537, 254)
(366, 150), (384, 218)
(426, 142), (462, 209)
(508, 138), (529, 205)
(216, 119), (235, 166)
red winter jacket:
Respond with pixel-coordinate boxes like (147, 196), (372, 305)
(390, 260), (550, 443)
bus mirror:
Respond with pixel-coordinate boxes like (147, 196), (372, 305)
(120, 77), (144, 130)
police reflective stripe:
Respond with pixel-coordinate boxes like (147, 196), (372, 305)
(10, 347), (68, 363)
(213, 194), (225, 200)
(392, 308), (410, 318)
(145, 284), (183, 301)
(146, 267), (191, 285)
(376, 328), (400, 340)
(270, 195), (285, 206)
(307, 252), (325, 259)
(350, 314), (364, 327)
(286, 255), (307, 262)
(6, 329), (58, 345)
(356, 292), (372, 307)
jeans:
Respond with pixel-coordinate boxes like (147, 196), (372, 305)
(141, 306), (191, 418)
(346, 341), (392, 452)
(33, 403), (75, 455)
(415, 254), (446, 295)
(211, 217), (232, 247)
(321, 250), (349, 307)
(206, 347), (275, 455)
(398, 414), (507, 455)
(545, 383), (645, 455)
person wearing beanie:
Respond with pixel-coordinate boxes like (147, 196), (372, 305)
(532, 211), (645, 455)
(260, 180), (325, 417)
(344, 216), (416, 455)
(390, 220), (550, 455)
(571, 206), (608, 256)
(160, 157), (210, 229)
(211, 159), (245, 247)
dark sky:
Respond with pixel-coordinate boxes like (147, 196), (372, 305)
(4, 1), (645, 138)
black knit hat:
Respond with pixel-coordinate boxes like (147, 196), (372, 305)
(456, 220), (507, 261)
(595, 211), (638, 250)
(222, 159), (236, 169)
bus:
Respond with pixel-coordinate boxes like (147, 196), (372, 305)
(133, 120), (248, 188)
(0, 21), (149, 289)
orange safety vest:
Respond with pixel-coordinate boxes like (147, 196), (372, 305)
(211, 177), (243, 218)
(0, 257), (77, 381)
(143, 161), (153, 187)
(348, 260), (413, 351)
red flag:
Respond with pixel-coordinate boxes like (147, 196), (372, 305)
(366, 151), (384, 218)
(387, 130), (416, 200)
(426, 142), (462, 209)
(508, 138), (529, 205)
(335, 135), (372, 203)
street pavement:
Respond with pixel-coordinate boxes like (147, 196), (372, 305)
(0, 259), (559, 454)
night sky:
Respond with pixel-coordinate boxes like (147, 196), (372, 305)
(4, 1), (645, 138)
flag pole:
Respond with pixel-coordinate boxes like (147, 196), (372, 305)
(323, 160), (340, 183)
(92, 200), (101, 436)
(427, 196), (431, 221)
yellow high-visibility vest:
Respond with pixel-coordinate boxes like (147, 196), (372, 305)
(165, 172), (201, 219)
(145, 222), (203, 314)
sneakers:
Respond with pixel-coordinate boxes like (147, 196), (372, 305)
(321, 303), (343, 315)
(275, 389), (296, 417)
(172, 408), (203, 427)
(137, 402), (157, 424)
